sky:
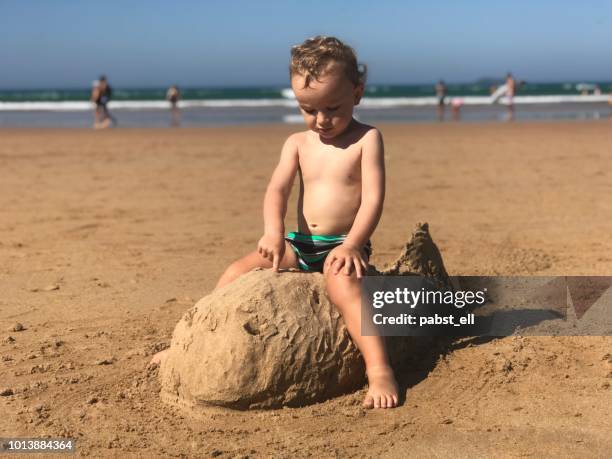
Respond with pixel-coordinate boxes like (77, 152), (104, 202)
(1, 0), (611, 89)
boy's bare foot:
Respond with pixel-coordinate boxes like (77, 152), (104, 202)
(363, 365), (399, 409)
(149, 349), (169, 367)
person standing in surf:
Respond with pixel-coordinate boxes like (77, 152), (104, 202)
(505, 72), (516, 121)
(166, 84), (181, 127)
(435, 80), (448, 121)
(91, 75), (116, 129)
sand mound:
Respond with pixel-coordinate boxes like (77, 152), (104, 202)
(382, 222), (451, 288)
(160, 223), (449, 410)
(160, 269), (365, 409)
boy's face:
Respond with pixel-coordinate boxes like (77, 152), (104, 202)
(291, 63), (363, 140)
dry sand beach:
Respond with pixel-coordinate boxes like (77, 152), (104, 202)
(1, 122), (611, 457)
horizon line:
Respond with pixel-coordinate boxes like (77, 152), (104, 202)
(1, 78), (612, 92)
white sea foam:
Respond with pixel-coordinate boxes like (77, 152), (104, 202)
(359, 94), (609, 107)
(280, 88), (295, 99)
(0, 99), (297, 111)
(0, 101), (94, 111)
(282, 114), (304, 124)
(0, 95), (608, 111)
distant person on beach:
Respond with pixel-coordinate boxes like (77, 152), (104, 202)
(451, 97), (463, 121)
(91, 75), (116, 129)
(490, 74), (525, 121)
(435, 80), (448, 121)
(166, 85), (181, 126)
(150, 36), (399, 409)
(505, 72), (516, 121)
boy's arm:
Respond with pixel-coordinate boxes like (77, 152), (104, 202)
(326, 129), (385, 277)
(344, 128), (385, 248)
(259, 134), (300, 269)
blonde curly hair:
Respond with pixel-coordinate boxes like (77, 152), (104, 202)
(290, 36), (367, 88)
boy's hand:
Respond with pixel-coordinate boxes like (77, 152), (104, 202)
(325, 243), (368, 278)
(257, 233), (286, 271)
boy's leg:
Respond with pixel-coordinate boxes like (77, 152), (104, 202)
(216, 241), (298, 288)
(150, 241), (298, 366)
(324, 266), (399, 409)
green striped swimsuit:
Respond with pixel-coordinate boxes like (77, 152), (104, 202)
(285, 231), (372, 273)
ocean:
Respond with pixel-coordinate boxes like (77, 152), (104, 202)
(0, 82), (610, 127)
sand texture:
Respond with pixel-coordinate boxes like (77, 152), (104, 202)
(1, 123), (611, 457)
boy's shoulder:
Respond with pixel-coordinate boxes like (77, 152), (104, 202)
(286, 130), (310, 144)
(357, 123), (382, 141)
(348, 122), (384, 148)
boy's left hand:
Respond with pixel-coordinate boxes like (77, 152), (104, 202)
(325, 243), (368, 278)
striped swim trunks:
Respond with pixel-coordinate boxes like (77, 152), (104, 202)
(285, 231), (372, 273)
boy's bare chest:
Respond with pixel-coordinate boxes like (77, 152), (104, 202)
(297, 144), (362, 183)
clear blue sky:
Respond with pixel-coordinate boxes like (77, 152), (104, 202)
(1, 0), (611, 89)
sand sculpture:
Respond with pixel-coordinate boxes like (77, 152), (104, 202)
(160, 223), (450, 410)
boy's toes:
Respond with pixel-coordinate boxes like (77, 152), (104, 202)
(364, 392), (400, 409)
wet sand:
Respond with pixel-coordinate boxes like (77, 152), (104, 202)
(1, 122), (611, 457)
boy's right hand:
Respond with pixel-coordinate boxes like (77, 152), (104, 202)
(257, 233), (286, 271)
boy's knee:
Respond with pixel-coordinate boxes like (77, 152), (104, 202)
(225, 259), (249, 280)
(225, 253), (269, 279)
(325, 269), (360, 284)
(325, 271), (361, 303)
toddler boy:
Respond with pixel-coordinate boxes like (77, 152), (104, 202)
(218, 36), (399, 409)
(154, 36), (399, 409)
